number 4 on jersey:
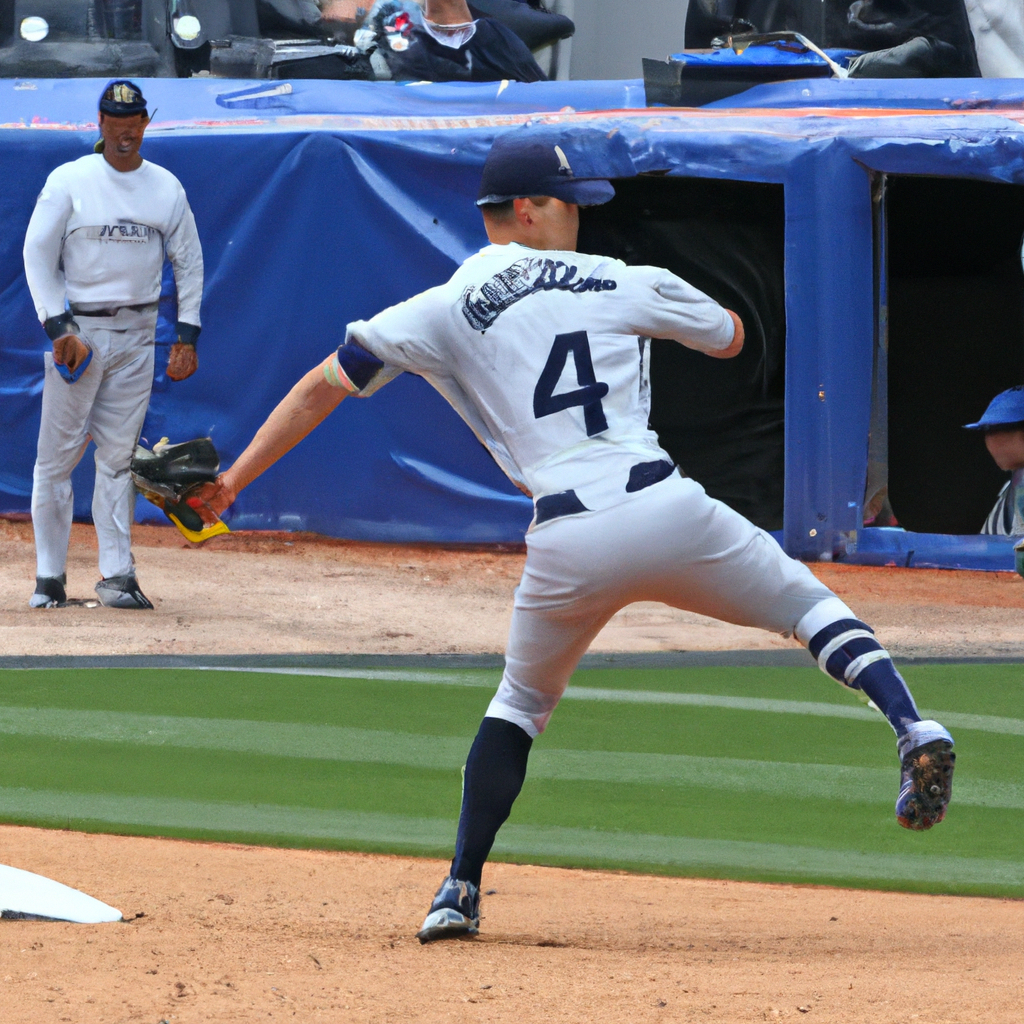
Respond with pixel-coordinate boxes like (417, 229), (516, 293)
(533, 330), (609, 436)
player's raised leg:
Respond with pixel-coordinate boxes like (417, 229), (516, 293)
(793, 603), (954, 829)
(633, 474), (955, 832)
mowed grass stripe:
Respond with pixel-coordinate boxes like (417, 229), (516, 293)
(191, 666), (1024, 736)
(195, 666), (499, 688)
(0, 705), (467, 767)
(0, 785), (1021, 889)
(1, 705), (1019, 810)
(566, 689), (1024, 738)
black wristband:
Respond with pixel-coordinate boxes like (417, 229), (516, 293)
(43, 311), (81, 342)
(176, 322), (201, 348)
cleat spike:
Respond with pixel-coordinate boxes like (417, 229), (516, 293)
(896, 734), (955, 831)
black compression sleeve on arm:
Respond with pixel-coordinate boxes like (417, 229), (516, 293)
(176, 323), (201, 348)
(43, 311), (81, 341)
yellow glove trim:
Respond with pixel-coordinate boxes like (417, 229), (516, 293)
(167, 512), (231, 545)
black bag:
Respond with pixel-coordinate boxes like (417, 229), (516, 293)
(685, 0), (980, 77)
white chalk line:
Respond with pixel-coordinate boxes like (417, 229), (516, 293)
(192, 665), (1024, 736)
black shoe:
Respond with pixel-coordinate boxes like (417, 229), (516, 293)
(29, 574), (66, 609)
(95, 574), (154, 610)
(416, 877), (481, 943)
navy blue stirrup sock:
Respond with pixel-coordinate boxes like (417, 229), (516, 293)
(807, 618), (922, 737)
(450, 717), (533, 888)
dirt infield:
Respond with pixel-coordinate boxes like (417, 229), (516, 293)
(2, 518), (1023, 1023)
(2, 518), (1024, 658)
(2, 826), (1023, 1024)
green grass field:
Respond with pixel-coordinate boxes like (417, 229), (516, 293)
(1, 663), (1022, 898)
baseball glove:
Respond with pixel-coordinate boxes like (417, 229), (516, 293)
(131, 437), (231, 543)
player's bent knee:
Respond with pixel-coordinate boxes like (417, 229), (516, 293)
(794, 597), (857, 645)
(486, 677), (563, 738)
(488, 672), (564, 736)
(484, 699), (551, 738)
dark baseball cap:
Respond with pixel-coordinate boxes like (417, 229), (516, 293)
(477, 126), (620, 207)
(963, 385), (1024, 430)
(99, 80), (148, 117)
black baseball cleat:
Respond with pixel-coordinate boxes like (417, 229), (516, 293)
(29, 574), (66, 609)
(416, 877), (480, 943)
(895, 721), (955, 830)
(95, 574), (154, 610)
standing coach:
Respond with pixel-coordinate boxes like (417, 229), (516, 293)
(23, 80), (204, 610)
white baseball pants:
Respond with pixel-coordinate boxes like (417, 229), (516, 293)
(31, 320), (155, 581)
(488, 472), (852, 736)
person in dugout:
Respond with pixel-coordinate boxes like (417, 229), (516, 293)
(965, 385), (1024, 536)
(355, 0), (559, 81)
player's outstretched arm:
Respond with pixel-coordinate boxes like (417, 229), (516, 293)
(194, 359), (349, 517)
(705, 310), (745, 359)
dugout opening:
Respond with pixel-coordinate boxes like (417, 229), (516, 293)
(579, 177), (787, 531)
(877, 175), (1024, 535)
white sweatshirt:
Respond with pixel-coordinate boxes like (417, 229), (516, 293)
(23, 153), (203, 326)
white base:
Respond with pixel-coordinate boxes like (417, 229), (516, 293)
(0, 863), (121, 923)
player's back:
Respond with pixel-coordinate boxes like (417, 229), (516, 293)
(443, 244), (663, 500)
(347, 241), (734, 510)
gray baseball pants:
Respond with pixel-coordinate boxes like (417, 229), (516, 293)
(31, 316), (155, 581)
(487, 472), (854, 736)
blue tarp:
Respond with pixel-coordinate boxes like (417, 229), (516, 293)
(668, 45), (860, 70)
(0, 75), (646, 125)
(3, 76), (1024, 566)
(851, 529), (1021, 572)
(703, 76), (1024, 110)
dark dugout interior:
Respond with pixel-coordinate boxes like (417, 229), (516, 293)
(579, 178), (786, 531)
(884, 176), (1024, 535)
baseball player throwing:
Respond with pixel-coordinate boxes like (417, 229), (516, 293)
(195, 126), (955, 942)
(23, 80), (204, 610)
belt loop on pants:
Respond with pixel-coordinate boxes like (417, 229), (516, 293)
(534, 490), (590, 526)
(625, 459), (676, 493)
(533, 459), (679, 526)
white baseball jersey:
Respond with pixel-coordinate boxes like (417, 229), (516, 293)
(23, 153), (203, 324)
(329, 241), (734, 513)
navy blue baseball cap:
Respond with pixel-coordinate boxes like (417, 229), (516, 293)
(963, 385), (1024, 430)
(477, 126), (621, 207)
(99, 80), (148, 117)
